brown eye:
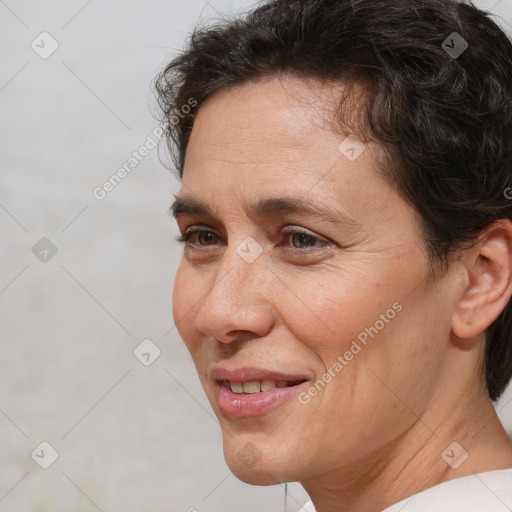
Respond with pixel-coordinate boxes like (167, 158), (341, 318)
(195, 231), (218, 245)
(291, 232), (319, 248)
(176, 229), (220, 246)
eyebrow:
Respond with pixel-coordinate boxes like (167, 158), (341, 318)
(170, 195), (359, 227)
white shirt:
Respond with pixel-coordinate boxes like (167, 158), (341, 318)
(298, 468), (512, 511)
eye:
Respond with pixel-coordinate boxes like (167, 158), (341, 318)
(175, 228), (221, 247)
(281, 227), (330, 250)
(288, 232), (320, 249)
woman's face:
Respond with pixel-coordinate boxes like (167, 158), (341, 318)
(172, 76), (457, 485)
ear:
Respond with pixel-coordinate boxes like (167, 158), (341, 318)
(452, 219), (512, 339)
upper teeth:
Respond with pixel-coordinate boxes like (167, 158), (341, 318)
(229, 380), (296, 394)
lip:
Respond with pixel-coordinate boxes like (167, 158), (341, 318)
(210, 365), (312, 419)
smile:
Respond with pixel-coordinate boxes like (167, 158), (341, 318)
(210, 367), (311, 419)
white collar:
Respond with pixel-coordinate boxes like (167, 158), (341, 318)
(299, 467), (512, 512)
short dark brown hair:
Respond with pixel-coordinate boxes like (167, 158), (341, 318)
(154, 0), (512, 401)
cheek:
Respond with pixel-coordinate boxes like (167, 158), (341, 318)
(274, 265), (400, 363)
(172, 264), (201, 353)
(275, 263), (437, 419)
(315, 280), (449, 436)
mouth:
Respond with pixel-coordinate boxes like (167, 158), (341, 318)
(210, 366), (311, 419)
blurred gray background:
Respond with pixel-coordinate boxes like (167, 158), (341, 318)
(1, 1), (511, 511)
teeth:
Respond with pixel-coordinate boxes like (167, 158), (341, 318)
(228, 379), (302, 394)
(242, 381), (261, 394)
(230, 382), (243, 393)
(261, 379), (277, 391)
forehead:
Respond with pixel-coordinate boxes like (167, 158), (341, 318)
(190, 76), (364, 146)
(183, 75), (384, 192)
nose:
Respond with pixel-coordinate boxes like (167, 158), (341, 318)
(193, 244), (275, 344)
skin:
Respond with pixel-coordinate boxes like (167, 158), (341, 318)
(171, 75), (512, 512)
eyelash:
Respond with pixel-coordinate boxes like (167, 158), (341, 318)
(175, 226), (330, 251)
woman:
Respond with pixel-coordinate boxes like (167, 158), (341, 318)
(155, 0), (512, 510)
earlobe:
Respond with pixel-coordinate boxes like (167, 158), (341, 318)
(452, 220), (512, 340)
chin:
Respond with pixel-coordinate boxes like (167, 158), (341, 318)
(228, 462), (283, 486)
(222, 436), (301, 486)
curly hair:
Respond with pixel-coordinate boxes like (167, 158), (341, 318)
(154, 0), (512, 401)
